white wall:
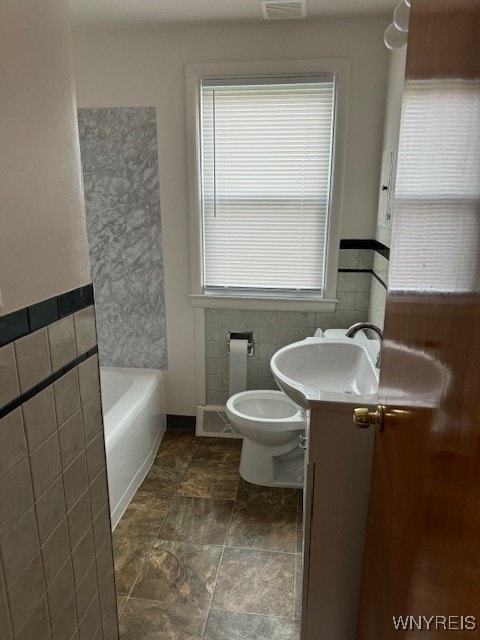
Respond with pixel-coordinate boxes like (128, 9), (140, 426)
(0, 0), (91, 315)
(370, 46), (407, 329)
(72, 17), (390, 414)
(375, 47), (407, 248)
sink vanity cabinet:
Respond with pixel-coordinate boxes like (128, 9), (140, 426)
(270, 336), (380, 639)
(301, 401), (376, 639)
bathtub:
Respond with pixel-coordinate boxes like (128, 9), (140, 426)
(100, 367), (166, 529)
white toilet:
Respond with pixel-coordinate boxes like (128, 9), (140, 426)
(226, 390), (305, 488)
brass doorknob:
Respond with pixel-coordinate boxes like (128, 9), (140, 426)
(353, 405), (410, 429)
(353, 405), (385, 429)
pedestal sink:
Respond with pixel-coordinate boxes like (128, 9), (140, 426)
(275, 336), (381, 639)
(271, 336), (379, 409)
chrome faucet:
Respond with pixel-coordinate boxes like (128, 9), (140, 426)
(345, 322), (383, 368)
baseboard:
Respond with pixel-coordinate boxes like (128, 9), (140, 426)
(167, 414), (196, 433)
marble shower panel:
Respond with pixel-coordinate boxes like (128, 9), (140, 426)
(78, 107), (167, 369)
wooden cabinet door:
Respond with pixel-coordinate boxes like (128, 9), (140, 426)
(358, 1), (480, 637)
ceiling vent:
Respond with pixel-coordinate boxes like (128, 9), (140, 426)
(260, 0), (306, 20)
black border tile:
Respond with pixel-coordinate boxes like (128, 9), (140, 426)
(36, 376), (55, 395)
(372, 271), (388, 290)
(28, 297), (59, 332)
(81, 284), (94, 308)
(0, 284), (101, 421)
(339, 239), (389, 290)
(340, 238), (390, 260)
(374, 243), (390, 260)
(0, 309), (30, 348)
(338, 267), (387, 290)
(338, 268), (372, 274)
(0, 284), (94, 348)
(340, 239), (376, 250)
(58, 289), (83, 318)
(0, 395), (24, 419)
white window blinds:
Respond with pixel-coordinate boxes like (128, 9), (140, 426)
(390, 79), (480, 293)
(200, 76), (336, 295)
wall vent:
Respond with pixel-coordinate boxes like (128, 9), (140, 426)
(260, 0), (306, 20)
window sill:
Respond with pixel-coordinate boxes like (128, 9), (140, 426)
(189, 294), (337, 312)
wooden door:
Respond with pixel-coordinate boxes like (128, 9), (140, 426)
(358, 1), (480, 637)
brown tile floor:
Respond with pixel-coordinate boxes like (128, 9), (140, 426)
(115, 432), (303, 640)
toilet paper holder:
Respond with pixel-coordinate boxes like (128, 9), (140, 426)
(228, 331), (255, 357)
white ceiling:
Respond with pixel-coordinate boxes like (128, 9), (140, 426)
(69, 0), (396, 29)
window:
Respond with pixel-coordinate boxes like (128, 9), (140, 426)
(186, 60), (349, 309)
(199, 76), (336, 297)
(390, 79), (480, 293)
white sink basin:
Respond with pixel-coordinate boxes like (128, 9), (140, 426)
(271, 337), (379, 409)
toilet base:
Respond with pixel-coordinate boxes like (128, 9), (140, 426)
(239, 435), (305, 489)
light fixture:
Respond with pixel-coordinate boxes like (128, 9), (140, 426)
(384, 22), (408, 50)
(384, 0), (410, 50)
(393, 0), (411, 32)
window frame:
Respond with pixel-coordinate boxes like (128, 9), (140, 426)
(185, 59), (350, 311)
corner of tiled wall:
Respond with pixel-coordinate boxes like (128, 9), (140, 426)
(368, 250), (390, 330)
(0, 285), (119, 640)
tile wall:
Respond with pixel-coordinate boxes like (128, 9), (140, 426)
(369, 248), (390, 329)
(0, 286), (118, 640)
(205, 246), (374, 406)
(78, 107), (167, 370)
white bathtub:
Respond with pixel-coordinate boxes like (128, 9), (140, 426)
(100, 367), (166, 529)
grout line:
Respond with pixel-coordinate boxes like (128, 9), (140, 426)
(189, 435), (201, 460)
(119, 544), (152, 606)
(118, 437), (200, 610)
(201, 491), (236, 640)
(124, 596), (297, 622)
(204, 604), (295, 621)
(203, 451), (235, 639)
(23, 455), (55, 632)
(120, 498), (173, 604)
(117, 482), (176, 609)
(201, 545), (226, 639)
(222, 543), (298, 556)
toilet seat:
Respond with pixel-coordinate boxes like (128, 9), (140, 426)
(227, 390), (304, 434)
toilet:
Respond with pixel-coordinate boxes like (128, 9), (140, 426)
(226, 390), (305, 488)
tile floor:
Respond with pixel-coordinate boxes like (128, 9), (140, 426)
(114, 431), (303, 639)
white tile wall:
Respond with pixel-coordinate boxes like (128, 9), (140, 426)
(0, 345), (20, 408)
(14, 329), (52, 394)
